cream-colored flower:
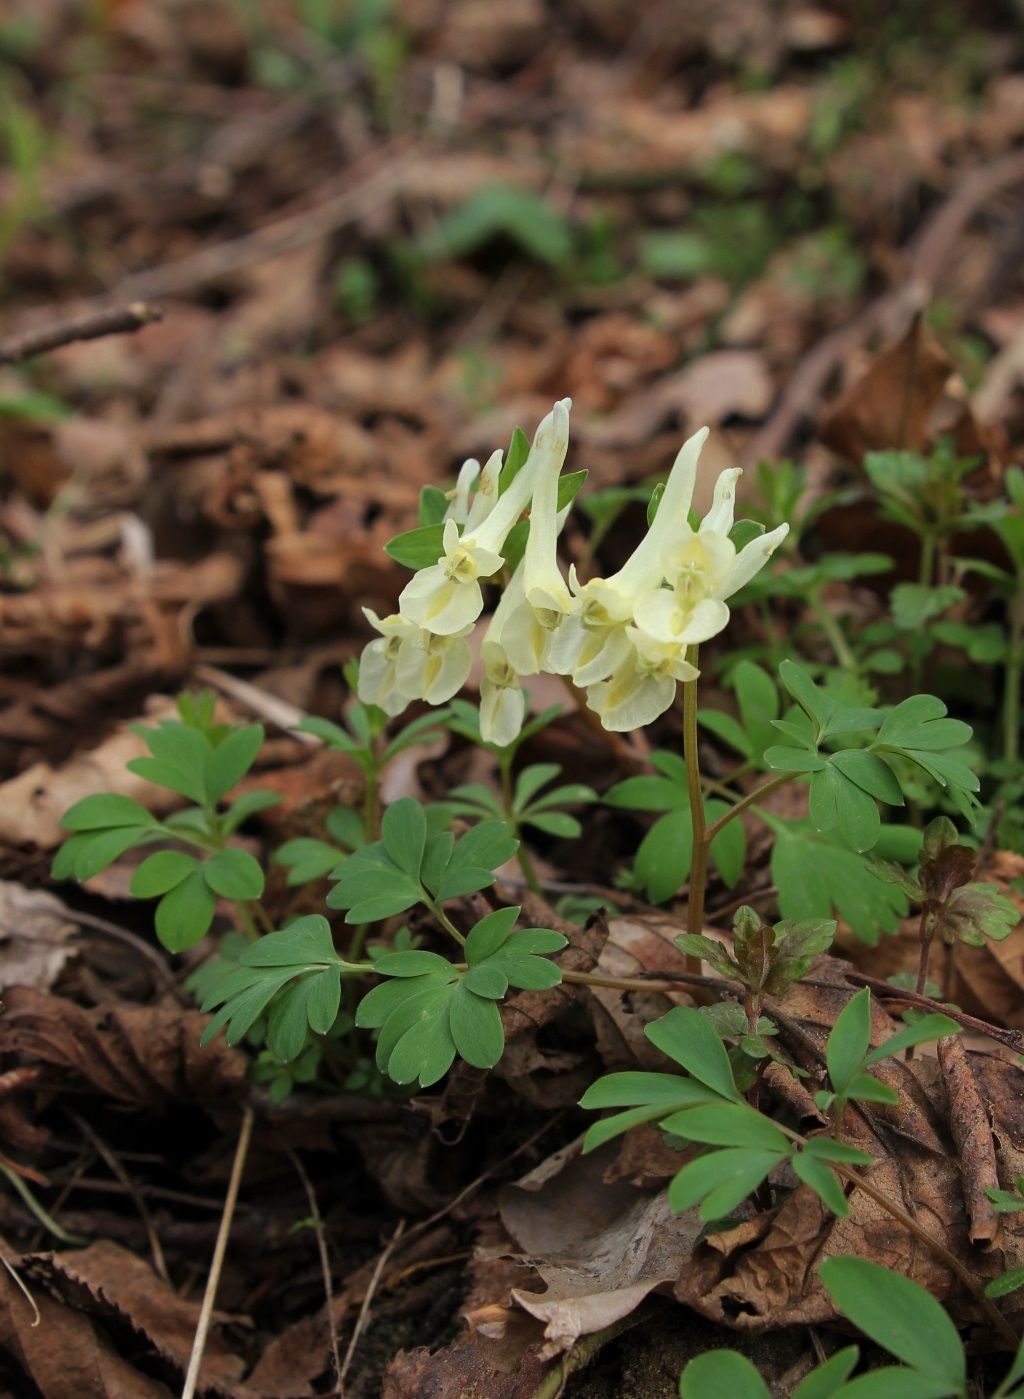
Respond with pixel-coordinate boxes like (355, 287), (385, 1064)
(356, 610), (421, 716)
(445, 458), (481, 526)
(585, 626), (698, 731)
(635, 468), (789, 647)
(464, 449), (504, 531)
(395, 624), (473, 706)
(479, 639), (525, 747)
(399, 405), (568, 637)
(548, 427), (709, 685)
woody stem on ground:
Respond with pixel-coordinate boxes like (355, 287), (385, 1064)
(770, 1119), (1019, 1348)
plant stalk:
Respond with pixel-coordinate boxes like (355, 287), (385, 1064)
(681, 648), (706, 973)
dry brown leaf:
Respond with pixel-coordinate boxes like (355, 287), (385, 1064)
(0, 881), (77, 992)
(0, 1264), (171, 1399)
(819, 317), (953, 460)
(28, 1241), (246, 1390)
(0, 985), (246, 1110)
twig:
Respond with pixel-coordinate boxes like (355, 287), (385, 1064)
(115, 158), (406, 302)
(338, 1219), (406, 1393)
(286, 1147), (342, 1392)
(0, 303), (162, 365)
(0, 1242), (39, 1327)
(69, 1111), (169, 1284)
(192, 663), (318, 743)
(181, 1107), (254, 1399)
(841, 970), (1024, 1054)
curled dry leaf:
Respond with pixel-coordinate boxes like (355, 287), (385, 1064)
(0, 986), (246, 1111)
(0, 880), (77, 992)
(0, 1263), (170, 1399)
(27, 1241), (245, 1392)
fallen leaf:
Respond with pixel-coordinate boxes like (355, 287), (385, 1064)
(0, 880), (77, 992)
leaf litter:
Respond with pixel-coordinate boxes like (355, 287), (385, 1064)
(3, 2), (1024, 1395)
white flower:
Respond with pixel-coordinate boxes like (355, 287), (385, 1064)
(357, 610), (421, 716)
(395, 625), (473, 706)
(635, 468), (789, 646)
(464, 449), (504, 531)
(399, 406), (568, 636)
(479, 639), (525, 747)
(585, 626), (698, 731)
(445, 458), (481, 526)
(548, 426), (709, 684)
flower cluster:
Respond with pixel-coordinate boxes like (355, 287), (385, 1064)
(359, 400), (788, 742)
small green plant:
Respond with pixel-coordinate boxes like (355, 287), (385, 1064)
(53, 398), (1019, 1363)
(680, 1257), (1024, 1398)
(54, 694), (278, 951)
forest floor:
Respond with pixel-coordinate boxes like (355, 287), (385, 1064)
(3, 2), (1024, 1395)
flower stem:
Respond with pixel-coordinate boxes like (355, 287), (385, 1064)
(807, 591), (857, 672)
(1003, 590), (1023, 766)
(501, 753), (541, 895)
(681, 648), (706, 975)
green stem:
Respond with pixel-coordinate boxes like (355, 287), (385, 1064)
(918, 528), (937, 587)
(808, 591), (857, 672)
(501, 754), (541, 895)
(681, 649), (707, 976)
(1003, 591), (1023, 766)
(429, 902), (466, 948)
(362, 762), (381, 841)
(236, 904), (262, 942)
(704, 773), (793, 845)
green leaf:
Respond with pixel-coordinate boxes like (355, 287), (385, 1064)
(307, 966), (342, 1033)
(580, 1071), (715, 1110)
(513, 763), (561, 811)
(449, 984), (504, 1067)
(417, 184), (573, 267)
(71, 826), (160, 881)
(985, 1268), (1024, 1300)
(274, 838), (348, 885)
(845, 1072), (900, 1105)
(801, 1137), (874, 1166)
(419, 484), (448, 526)
(155, 868), (216, 952)
(204, 848), (265, 901)
(830, 750), (904, 806)
(525, 811), (580, 838)
(764, 747), (826, 772)
(205, 725), (264, 803)
(936, 883), (1021, 946)
(778, 660), (832, 730)
(295, 716), (358, 753)
(222, 789), (281, 834)
(819, 1257), (966, 1391)
(605, 775), (686, 812)
(679, 1352), (770, 1399)
(267, 979), (315, 1062)
(127, 756), (207, 804)
(385, 523), (445, 569)
(381, 798), (428, 878)
(698, 709), (754, 759)
(239, 915), (336, 966)
(669, 1148), (783, 1218)
(646, 1007), (742, 1103)
(875, 695), (972, 753)
(793, 1152), (848, 1217)
(826, 988), (872, 1095)
(832, 1369), (957, 1398)
(790, 1347), (859, 1399)
(62, 793), (158, 832)
(768, 819), (910, 945)
(659, 1102), (789, 1152)
(890, 584), (965, 630)
(862, 1014), (959, 1066)
(131, 850), (198, 898)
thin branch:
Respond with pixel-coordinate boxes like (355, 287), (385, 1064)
(286, 1147), (342, 1392)
(181, 1108), (254, 1399)
(0, 303), (162, 364)
(338, 1219), (406, 1392)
